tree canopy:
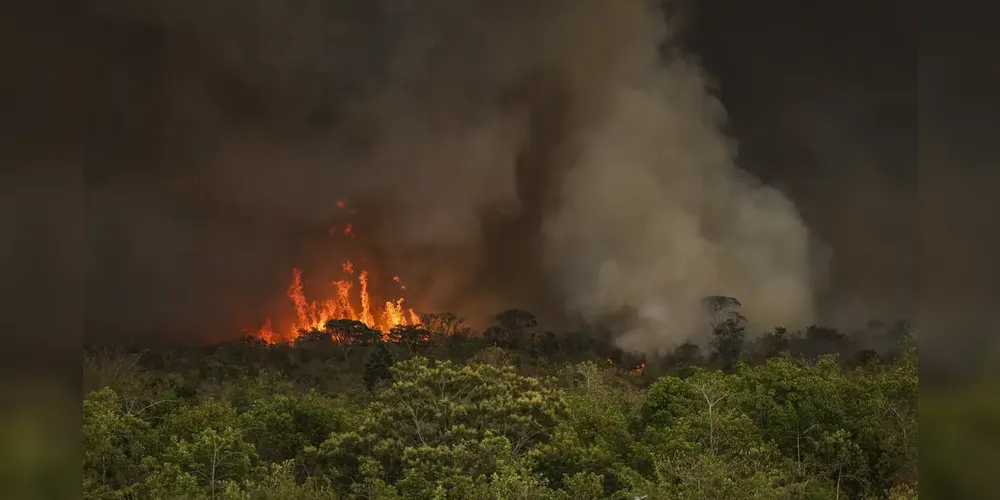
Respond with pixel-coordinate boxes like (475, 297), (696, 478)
(83, 307), (918, 499)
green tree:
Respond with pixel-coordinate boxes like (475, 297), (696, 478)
(363, 342), (395, 391)
(145, 399), (259, 498)
(318, 357), (565, 495)
(637, 368), (821, 499)
(83, 387), (155, 498)
(221, 460), (339, 500)
(239, 391), (348, 465)
(535, 362), (646, 494)
(148, 426), (259, 498)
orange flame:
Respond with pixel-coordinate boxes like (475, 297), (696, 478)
(255, 262), (422, 343)
(255, 214), (422, 344)
(358, 270), (373, 327)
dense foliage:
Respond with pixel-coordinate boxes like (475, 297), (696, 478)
(84, 310), (917, 499)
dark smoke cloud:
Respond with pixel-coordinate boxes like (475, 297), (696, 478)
(82, 0), (998, 362)
(84, 0), (826, 350)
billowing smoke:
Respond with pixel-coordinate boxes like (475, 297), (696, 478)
(85, 0), (825, 350)
(541, 54), (821, 352)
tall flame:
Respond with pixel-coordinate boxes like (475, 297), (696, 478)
(254, 201), (421, 344)
(256, 262), (422, 343)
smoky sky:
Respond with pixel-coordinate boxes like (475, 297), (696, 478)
(69, 0), (997, 358)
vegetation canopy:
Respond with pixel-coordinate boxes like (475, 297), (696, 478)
(84, 306), (917, 499)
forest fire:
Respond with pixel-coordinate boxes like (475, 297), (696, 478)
(253, 201), (421, 344)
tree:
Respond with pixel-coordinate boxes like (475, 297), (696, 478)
(143, 399), (258, 498)
(711, 317), (746, 371)
(81, 311), (918, 499)
(155, 426), (259, 498)
(734, 354), (917, 497)
(363, 342), (395, 391)
(387, 325), (433, 354)
(325, 318), (381, 345)
(527, 330), (561, 360)
(291, 329), (332, 346)
(318, 357), (565, 493)
(759, 326), (791, 359)
(485, 309), (538, 350)
(667, 342), (705, 377)
(637, 368), (818, 499)
(421, 312), (471, 337)
(239, 391), (348, 464)
(322, 319), (381, 360)
(700, 295), (743, 330)
(534, 362), (646, 494)
(83, 387), (154, 497)
(470, 345), (516, 367)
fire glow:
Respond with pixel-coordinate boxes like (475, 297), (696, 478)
(254, 201), (421, 344)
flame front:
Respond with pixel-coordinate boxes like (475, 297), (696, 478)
(254, 200), (421, 343)
(256, 262), (422, 343)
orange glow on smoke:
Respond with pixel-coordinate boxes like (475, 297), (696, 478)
(254, 203), (421, 344)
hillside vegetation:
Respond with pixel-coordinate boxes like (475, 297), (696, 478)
(84, 310), (917, 499)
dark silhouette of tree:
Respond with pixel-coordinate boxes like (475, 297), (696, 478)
(363, 342), (394, 391)
(672, 342), (704, 365)
(527, 330), (560, 359)
(711, 316), (747, 372)
(292, 329), (333, 348)
(324, 319), (381, 346)
(484, 309), (537, 350)
(700, 295), (744, 330)
(421, 312), (471, 337)
(495, 308), (539, 332)
(886, 319), (913, 342)
(760, 326), (791, 358)
(801, 324), (849, 357)
(324, 319), (381, 360)
(854, 349), (880, 366)
(387, 325), (432, 354)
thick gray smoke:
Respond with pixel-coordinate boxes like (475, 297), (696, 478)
(86, 0), (825, 349)
(541, 53), (819, 352)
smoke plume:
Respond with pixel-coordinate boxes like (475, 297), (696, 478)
(541, 52), (822, 351)
(85, 0), (824, 350)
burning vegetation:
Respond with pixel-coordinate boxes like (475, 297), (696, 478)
(254, 201), (421, 344)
